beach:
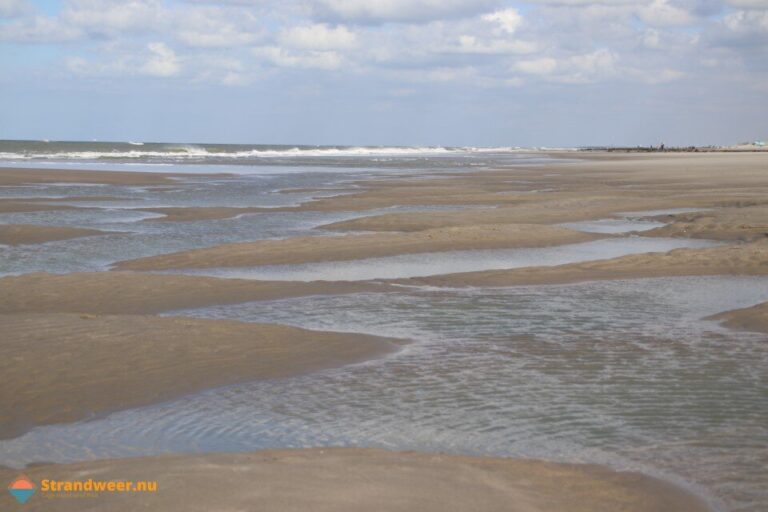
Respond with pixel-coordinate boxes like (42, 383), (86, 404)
(1, 150), (767, 511)
(0, 448), (710, 512)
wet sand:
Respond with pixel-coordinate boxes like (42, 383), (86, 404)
(0, 448), (712, 512)
(0, 200), (81, 214)
(643, 203), (768, 242)
(394, 240), (768, 287)
(0, 224), (112, 246)
(0, 167), (204, 186)
(316, 153), (768, 231)
(710, 301), (768, 334)
(113, 224), (598, 271)
(0, 313), (402, 439)
(0, 272), (388, 315)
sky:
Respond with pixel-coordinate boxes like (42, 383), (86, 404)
(0, 0), (766, 147)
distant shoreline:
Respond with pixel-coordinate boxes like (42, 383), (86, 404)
(580, 145), (767, 153)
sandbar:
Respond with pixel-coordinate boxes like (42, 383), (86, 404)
(0, 313), (402, 439)
(0, 224), (112, 246)
(0, 272), (388, 315)
(710, 301), (768, 334)
(393, 241), (768, 287)
(113, 224), (598, 271)
(0, 167), (193, 186)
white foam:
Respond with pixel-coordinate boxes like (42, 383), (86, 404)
(0, 146), (574, 162)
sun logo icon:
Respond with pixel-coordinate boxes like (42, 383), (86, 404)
(8, 474), (37, 504)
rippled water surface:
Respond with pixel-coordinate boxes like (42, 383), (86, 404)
(3, 277), (766, 511)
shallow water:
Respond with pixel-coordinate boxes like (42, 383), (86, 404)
(2, 276), (766, 511)
(0, 168), (492, 275)
(559, 218), (665, 234)
(559, 208), (710, 234)
(177, 237), (718, 282)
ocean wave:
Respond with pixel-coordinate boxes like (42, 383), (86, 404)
(0, 145), (558, 161)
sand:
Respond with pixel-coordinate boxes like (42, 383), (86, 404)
(0, 224), (112, 246)
(317, 195), (704, 232)
(0, 200), (81, 214)
(3, 195), (133, 203)
(0, 272), (388, 315)
(113, 224), (598, 271)
(0, 167), (201, 186)
(0, 313), (402, 439)
(393, 240), (768, 288)
(710, 301), (768, 334)
(644, 203), (768, 242)
(0, 448), (711, 512)
(0, 197), (131, 215)
(315, 153), (768, 231)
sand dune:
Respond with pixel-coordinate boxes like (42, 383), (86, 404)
(0, 224), (112, 246)
(113, 224), (598, 271)
(0, 448), (711, 512)
(0, 313), (402, 439)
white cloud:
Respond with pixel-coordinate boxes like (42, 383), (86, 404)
(512, 49), (618, 83)
(727, 0), (768, 8)
(643, 28), (661, 48)
(456, 34), (537, 54)
(2, 0), (262, 48)
(0, 0), (28, 18)
(0, 16), (82, 42)
(482, 8), (522, 34)
(638, 0), (695, 26)
(279, 23), (357, 50)
(61, 0), (166, 36)
(639, 67), (684, 83)
(309, 0), (498, 24)
(174, 8), (261, 47)
(0, 0), (762, 95)
(515, 57), (558, 74)
(141, 41), (181, 76)
(254, 46), (344, 69)
(523, 1), (636, 4)
(724, 8), (768, 32)
(191, 56), (250, 85)
(568, 48), (617, 76)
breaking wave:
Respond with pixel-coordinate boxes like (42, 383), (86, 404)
(0, 143), (569, 162)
